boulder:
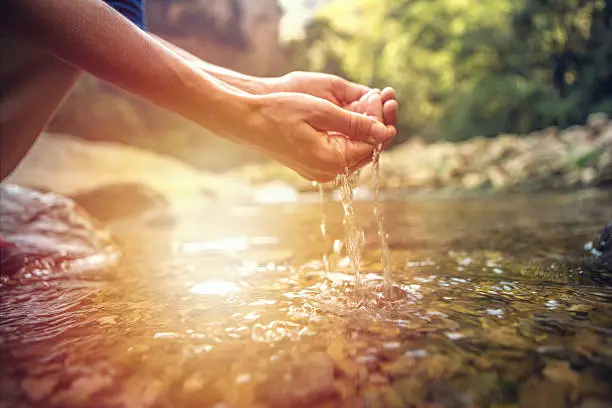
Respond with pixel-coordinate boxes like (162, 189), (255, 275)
(5, 132), (256, 210)
(70, 183), (171, 222)
(0, 184), (118, 277)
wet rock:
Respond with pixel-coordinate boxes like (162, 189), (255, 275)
(49, 372), (113, 406)
(361, 385), (404, 408)
(70, 183), (171, 222)
(542, 360), (579, 388)
(579, 399), (612, 408)
(577, 368), (611, 400)
(590, 223), (611, 270)
(416, 354), (463, 382)
(0, 184), (118, 277)
(456, 373), (500, 406)
(379, 357), (416, 379)
(21, 375), (59, 402)
(256, 352), (335, 408)
(392, 377), (427, 407)
(120, 377), (166, 408)
(519, 377), (567, 408)
(486, 326), (532, 349)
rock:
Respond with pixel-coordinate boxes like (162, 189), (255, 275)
(0, 184), (118, 277)
(49, 372), (113, 406)
(70, 183), (171, 222)
(590, 223), (612, 270)
(147, 0), (284, 76)
(579, 399), (612, 408)
(256, 352), (335, 408)
(361, 386), (404, 408)
(392, 377), (427, 407)
(21, 375), (59, 402)
(542, 360), (580, 388)
(519, 377), (567, 408)
(5, 133), (257, 211)
(462, 173), (489, 189)
(595, 149), (612, 186)
(379, 357), (416, 379)
(587, 112), (609, 134)
(229, 117), (610, 195)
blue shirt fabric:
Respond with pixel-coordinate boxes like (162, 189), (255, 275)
(104, 0), (147, 30)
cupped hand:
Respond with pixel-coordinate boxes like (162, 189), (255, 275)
(246, 92), (396, 182)
(348, 87), (398, 129)
(270, 71), (398, 128)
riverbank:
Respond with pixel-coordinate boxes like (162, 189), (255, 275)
(3, 114), (611, 223)
(231, 113), (612, 193)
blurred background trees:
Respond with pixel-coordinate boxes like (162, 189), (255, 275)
(289, 0), (612, 143)
(48, 0), (612, 168)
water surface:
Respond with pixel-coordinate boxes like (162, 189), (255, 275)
(1, 189), (611, 408)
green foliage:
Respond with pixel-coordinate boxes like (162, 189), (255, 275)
(567, 148), (602, 168)
(288, 0), (612, 142)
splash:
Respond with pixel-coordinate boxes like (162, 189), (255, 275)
(372, 143), (392, 297)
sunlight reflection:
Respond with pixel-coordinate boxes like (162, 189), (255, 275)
(174, 237), (249, 254)
(252, 181), (299, 204)
(190, 280), (241, 295)
(172, 236), (280, 256)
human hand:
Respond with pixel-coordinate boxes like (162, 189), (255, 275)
(269, 72), (398, 128)
(347, 87), (398, 130)
(240, 92), (396, 182)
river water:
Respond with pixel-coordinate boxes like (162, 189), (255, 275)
(1, 188), (611, 408)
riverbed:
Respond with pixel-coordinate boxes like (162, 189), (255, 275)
(1, 188), (611, 408)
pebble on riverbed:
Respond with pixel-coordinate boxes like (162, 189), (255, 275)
(255, 352), (335, 408)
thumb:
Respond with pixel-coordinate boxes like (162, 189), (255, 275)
(309, 101), (394, 144)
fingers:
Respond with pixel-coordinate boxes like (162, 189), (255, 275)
(340, 80), (371, 105)
(383, 99), (398, 129)
(309, 100), (395, 145)
(381, 87), (395, 103)
(366, 92), (383, 122)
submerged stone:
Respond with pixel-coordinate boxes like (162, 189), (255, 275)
(256, 352), (335, 408)
(519, 377), (568, 408)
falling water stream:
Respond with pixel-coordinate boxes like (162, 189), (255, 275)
(318, 143), (392, 297)
(372, 143), (392, 297)
(316, 183), (329, 273)
(337, 168), (364, 291)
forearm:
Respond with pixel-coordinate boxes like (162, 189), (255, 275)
(3, 0), (256, 140)
(151, 34), (276, 95)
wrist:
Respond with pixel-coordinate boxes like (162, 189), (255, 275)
(259, 74), (293, 94)
(189, 75), (265, 144)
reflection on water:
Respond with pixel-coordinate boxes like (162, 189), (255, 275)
(1, 189), (612, 408)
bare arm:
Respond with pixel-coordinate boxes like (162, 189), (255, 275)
(3, 0), (254, 142)
(151, 34), (272, 95)
(3, 0), (394, 181)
